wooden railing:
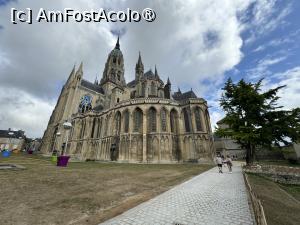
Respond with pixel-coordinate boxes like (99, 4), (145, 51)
(243, 172), (268, 225)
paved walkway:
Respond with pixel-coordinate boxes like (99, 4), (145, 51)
(100, 164), (254, 225)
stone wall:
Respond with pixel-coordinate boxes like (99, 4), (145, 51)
(244, 164), (300, 185)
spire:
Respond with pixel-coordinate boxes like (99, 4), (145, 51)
(155, 65), (158, 77)
(178, 87), (181, 93)
(94, 75), (98, 85)
(167, 77), (171, 85)
(66, 64), (76, 83)
(137, 51), (142, 64)
(77, 61), (83, 74)
(115, 36), (120, 50)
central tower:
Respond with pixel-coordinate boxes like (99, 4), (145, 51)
(100, 37), (126, 94)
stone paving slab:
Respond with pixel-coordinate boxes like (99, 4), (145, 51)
(100, 164), (254, 225)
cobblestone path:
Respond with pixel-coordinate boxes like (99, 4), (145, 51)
(100, 164), (254, 225)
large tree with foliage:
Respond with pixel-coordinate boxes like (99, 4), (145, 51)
(215, 78), (300, 165)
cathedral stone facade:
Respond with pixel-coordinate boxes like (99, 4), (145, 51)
(40, 38), (215, 163)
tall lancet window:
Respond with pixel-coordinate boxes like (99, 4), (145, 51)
(115, 112), (121, 135)
(161, 108), (167, 132)
(133, 108), (143, 133)
(123, 110), (129, 133)
(148, 107), (157, 132)
(194, 107), (203, 131)
(183, 108), (191, 132)
(151, 82), (156, 96)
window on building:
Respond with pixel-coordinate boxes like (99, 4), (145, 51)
(148, 107), (157, 132)
(161, 109), (167, 132)
(91, 118), (96, 138)
(170, 109), (178, 133)
(133, 108), (143, 133)
(124, 110), (129, 133)
(117, 72), (121, 81)
(151, 82), (156, 96)
(113, 57), (117, 64)
(117, 98), (120, 103)
(115, 112), (121, 135)
(183, 108), (191, 132)
(194, 107), (203, 131)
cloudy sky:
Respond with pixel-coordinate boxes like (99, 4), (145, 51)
(0, 0), (299, 138)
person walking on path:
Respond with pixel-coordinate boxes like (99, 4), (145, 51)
(226, 155), (233, 173)
(215, 154), (223, 173)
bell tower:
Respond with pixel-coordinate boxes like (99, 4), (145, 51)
(100, 37), (126, 94)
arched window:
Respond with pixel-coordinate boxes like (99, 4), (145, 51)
(123, 110), (129, 133)
(194, 107), (203, 131)
(151, 82), (156, 96)
(161, 108), (167, 132)
(148, 107), (157, 132)
(170, 109), (178, 133)
(183, 108), (191, 132)
(97, 118), (102, 138)
(133, 108), (143, 133)
(91, 118), (96, 138)
(117, 71), (121, 81)
(113, 57), (117, 64)
(115, 112), (121, 135)
(142, 82), (146, 96)
(205, 109), (211, 132)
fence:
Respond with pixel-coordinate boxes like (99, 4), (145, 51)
(243, 172), (268, 225)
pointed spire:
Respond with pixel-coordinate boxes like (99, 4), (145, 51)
(94, 75), (98, 85)
(167, 77), (171, 85)
(138, 51), (142, 64)
(77, 61), (83, 74)
(178, 87), (181, 93)
(115, 36), (120, 50)
(66, 64), (76, 83)
(155, 65), (158, 77)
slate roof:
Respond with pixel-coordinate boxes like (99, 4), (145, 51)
(81, 79), (104, 94)
(0, 130), (25, 139)
(127, 80), (136, 87)
(127, 70), (164, 88)
(172, 90), (198, 100)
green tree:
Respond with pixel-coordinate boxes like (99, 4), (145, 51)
(215, 78), (300, 165)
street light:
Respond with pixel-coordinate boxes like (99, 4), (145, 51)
(52, 132), (61, 154)
(8, 131), (14, 151)
(62, 121), (72, 156)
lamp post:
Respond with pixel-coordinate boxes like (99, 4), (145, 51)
(56, 121), (72, 167)
(61, 121), (72, 156)
(8, 131), (14, 151)
(53, 132), (61, 153)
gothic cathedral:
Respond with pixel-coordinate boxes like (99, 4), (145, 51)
(40, 38), (215, 163)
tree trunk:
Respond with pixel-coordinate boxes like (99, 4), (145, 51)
(245, 143), (254, 165)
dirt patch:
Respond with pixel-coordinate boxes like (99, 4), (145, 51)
(0, 154), (212, 225)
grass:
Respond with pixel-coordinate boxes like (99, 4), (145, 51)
(0, 153), (212, 225)
(247, 174), (300, 225)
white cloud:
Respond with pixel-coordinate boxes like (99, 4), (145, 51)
(266, 66), (300, 109)
(247, 55), (287, 79)
(0, 0), (286, 137)
(245, 0), (291, 44)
